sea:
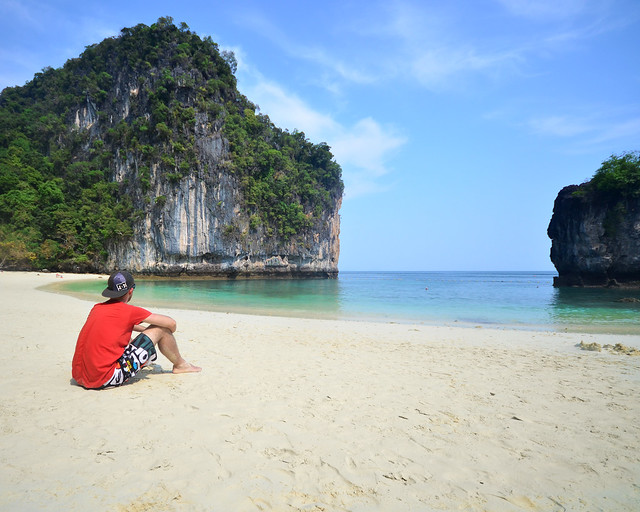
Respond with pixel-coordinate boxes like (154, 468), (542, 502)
(51, 271), (640, 335)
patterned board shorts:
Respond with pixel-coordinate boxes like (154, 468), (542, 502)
(102, 333), (158, 388)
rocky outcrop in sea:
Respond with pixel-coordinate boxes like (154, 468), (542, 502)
(548, 185), (640, 287)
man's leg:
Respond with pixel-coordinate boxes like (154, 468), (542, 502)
(142, 326), (202, 374)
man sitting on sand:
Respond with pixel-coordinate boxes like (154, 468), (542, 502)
(72, 270), (201, 389)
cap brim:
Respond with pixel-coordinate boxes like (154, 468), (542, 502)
(102, 288), (128, 298)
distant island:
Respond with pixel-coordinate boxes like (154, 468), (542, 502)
(0, 17), (343, 277)
(548, 151), (640, 287)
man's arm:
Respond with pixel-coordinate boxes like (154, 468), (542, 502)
(138, 313), (177, 333)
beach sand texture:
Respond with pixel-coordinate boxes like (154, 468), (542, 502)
(1, 271), (639, 511)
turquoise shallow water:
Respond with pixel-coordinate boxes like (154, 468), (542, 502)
(50, 271), (640, 334)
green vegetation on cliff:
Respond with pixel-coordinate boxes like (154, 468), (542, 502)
(0, 17), (343, 271)
(572, 151), (640, 198)
(568, 151), (640, 238)
(590, 151), (640, 197)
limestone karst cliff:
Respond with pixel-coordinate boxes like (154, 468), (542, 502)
(548, 153), (640, 287)
(0, 18), (343, 277)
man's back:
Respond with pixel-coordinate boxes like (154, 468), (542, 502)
(72, 301), (150, 388)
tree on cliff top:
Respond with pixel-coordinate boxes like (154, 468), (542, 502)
(589, 151), (640, 197)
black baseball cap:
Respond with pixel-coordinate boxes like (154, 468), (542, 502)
(102, 270), (135, 298)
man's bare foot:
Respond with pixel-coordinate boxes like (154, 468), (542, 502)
(172, 362), (202, 374)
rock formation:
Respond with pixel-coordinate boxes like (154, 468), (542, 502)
(548, 185), (640, 287)
(107, 165), (342, 277)
(0, 18), (343, 277)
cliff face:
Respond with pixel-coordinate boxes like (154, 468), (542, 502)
(107, 164), (341, 277)
(0, 19), (342, 276)
(97, 85), (341, 277)
(547, 185), (640, 287)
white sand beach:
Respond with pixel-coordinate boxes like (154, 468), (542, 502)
(1, 271), (639, 511)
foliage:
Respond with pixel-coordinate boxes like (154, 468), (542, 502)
(0, 226), (36, 268)
(224, 109), (342, 237)
(0, 17), (342, 271)
(569, 152), (640, 238)
(589, 151), (640, 197)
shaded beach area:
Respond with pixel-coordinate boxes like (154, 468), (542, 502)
(1, 271), (639, 510)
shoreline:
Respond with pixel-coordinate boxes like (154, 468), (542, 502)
(39, 270), (640, 336)
(2, 271), (640, 510)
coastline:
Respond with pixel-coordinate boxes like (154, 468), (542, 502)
(2, 271), (640, 510)
(40, 270), (640, 335)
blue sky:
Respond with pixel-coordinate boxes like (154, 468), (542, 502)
(1, 0), (639, 271)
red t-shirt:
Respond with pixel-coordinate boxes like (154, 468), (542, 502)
(72, 301), (151, 388)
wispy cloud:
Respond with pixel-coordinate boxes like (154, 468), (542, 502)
(585, 117), (640, 145)
(231, 1), (598, 94)
(353, 1), (532, 91)
(231, 54), (336, 138)
(0, 0), (44, 27)
(528, 115), (595, 137)
(330, 118), (406, 198)
(294, 46), (377, 87)
(230, 8), (376, 94)
(0, 1), (120, 89)
(340, 1), (633, 92)
(236, 64), (406, 199)
(526, 109), (640, 154)
(494, 0), (590, 20)
(243, 78), (338, 138)
(409, 45), (523, 90)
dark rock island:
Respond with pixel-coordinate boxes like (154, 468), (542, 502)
(548, 152), (640, 287)
(0, 18), (343, 277)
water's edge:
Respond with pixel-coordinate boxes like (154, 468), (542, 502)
(41, 271), (640, 335)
